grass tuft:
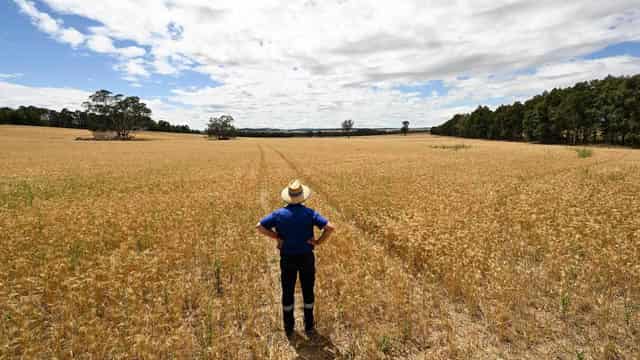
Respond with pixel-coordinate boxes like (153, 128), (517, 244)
(378, 335), (392, 355)
(575, 148), (593, 158)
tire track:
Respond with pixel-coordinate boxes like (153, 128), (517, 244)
(269, 146), (425, 275)
(258, 144), (270, 213)
(253, 144), (297, 358)
(268, 144), (632, 358)
(259, 144), (349, 359)
(267, 145), (501, 358)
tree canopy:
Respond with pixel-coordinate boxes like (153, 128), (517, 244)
(207, 115), (236, 140)
(431, 74), (640, 147)
(401, 121), (410, 135)
(82, 90), (152, 139)
(341, 119), (354, 135)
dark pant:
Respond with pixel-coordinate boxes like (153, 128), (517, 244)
(280, 252), (315, 332)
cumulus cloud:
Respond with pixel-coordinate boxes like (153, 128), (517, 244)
(14, 0), (85, 47)
(116, 58), (150, 78)
(10, 0), (640, 128)
(86, 34), (146, 58)
(85, 34), (115, 53)
(14, 0), (146, 81)
(0, 81), (91, 110)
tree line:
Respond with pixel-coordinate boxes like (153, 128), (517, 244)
(0, 89), (200, 137)
(2, 88), (421, 139)
(237, 128), (404, 138)
(208, 118), (416, 139)
(430, 74), (640, 147)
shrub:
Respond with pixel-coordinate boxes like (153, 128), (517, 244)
(575, 148), (593, 158)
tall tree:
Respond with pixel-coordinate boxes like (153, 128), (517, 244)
(341, 119), (354, 137)
(83, 90), (117, 131)
(82, 90), (152, 138)
(113, 96), (152, 139)
(401, 121), (410, 135)
(207, 115), (236, 140)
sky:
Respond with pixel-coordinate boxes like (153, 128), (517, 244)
(1, 0), (640, 130)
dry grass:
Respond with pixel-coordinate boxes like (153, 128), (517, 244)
(1, 125), (638, 359)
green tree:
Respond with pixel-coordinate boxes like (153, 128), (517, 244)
(82, 90), (152, 138)
(401, 121), (410, 135)
(112, 96), (152, 139)
(207, 115), (236, 140)
(83, 90), (117, 131)
(342, 119), (354, 137)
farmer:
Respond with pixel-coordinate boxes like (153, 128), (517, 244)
(256, 179), (335, 337)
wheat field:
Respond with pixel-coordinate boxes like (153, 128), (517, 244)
(1, 125), (638, 359)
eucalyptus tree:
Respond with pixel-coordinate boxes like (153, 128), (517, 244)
(341, 119), (354, 137)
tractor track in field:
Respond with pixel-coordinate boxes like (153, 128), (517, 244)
(268, 144), (629, 358)
(269, 146), (429, 276)
(259, 144), (348, 359)
(267, 145), (501, 358)
(254, 144), (292, 356)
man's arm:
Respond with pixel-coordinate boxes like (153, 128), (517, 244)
(308, 222), (335, 247)
(256, 223), (283, 248)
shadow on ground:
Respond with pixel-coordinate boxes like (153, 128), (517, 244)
(288, 331), (343, 359)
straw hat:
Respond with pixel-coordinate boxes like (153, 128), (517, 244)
(281, 179), (311, 204)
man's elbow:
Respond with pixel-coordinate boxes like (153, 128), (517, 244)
(324, 222), (336, 232)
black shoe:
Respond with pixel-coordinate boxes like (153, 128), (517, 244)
(285, 328), (294, 338)
(304, 327), (316, 338)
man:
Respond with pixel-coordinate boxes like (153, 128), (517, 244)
(256, 179), (335, 337)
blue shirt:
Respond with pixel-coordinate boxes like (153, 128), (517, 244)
(260, 204), (329, 255)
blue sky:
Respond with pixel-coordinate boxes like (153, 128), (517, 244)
(1, 0), (639, 129)
(1, 0), (217, 99)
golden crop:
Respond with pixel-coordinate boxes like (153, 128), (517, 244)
(1, 125), (638, 359)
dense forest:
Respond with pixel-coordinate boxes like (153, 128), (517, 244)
(0, 104), (199, 134)
(431, 74), (640, 147)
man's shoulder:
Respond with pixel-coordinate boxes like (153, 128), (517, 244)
(284, 204), (317, 216)
(297, 205), (316, 214)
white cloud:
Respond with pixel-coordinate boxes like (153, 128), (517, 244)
(14, 0), (85, 47)
(118, 46), (146, 58)
(0, 81), (91, 110)
(442, 55), (640, 107)
(11, 0), (640, 127)
(86, 34), (146, 58)
(14, 1), (146, 80)
(0, 73), (24, 79)
(59, 27), (84, 47)
(115, 58), (150, 78)
(86, 34), (115, 53)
